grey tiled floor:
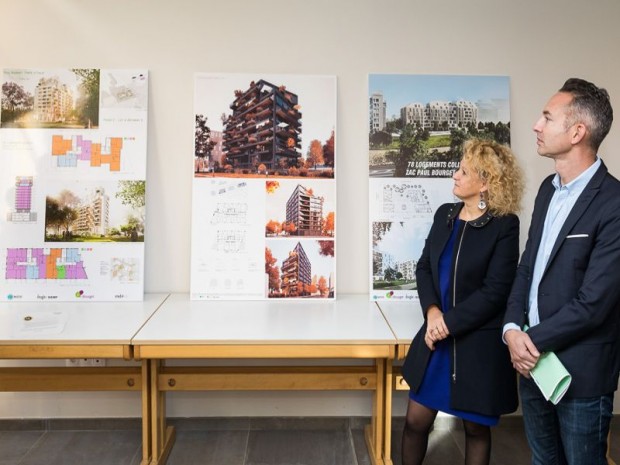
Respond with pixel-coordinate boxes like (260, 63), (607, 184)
(0, 416), (617, 465)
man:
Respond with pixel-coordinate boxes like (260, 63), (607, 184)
(503, 78), (619, 465)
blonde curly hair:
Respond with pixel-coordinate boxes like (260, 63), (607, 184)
(461, 138), (524, 216)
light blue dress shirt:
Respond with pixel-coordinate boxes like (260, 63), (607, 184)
(503, 158), (600, 335)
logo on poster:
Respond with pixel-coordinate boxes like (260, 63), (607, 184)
(75, 290), (94, 299)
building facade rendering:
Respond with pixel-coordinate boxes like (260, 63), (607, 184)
(369, 91), (387, 134)
(34, 76), (73, 123)
(396, 259), (415, 281)
(285, 184), (324, 236)
(400, 103), (426, 130)
(401, 100), (478, 130)
(73, 188), (109, 236)
(8, 177), (37, 222)
(210, 130), (224, 167)
(280, 242), (311, 297)
(373, 250), (415, 282)
(222, 79), (302, 171)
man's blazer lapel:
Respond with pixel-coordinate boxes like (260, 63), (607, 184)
(528, 181), (555, 269)
(543, 163), (606, 275)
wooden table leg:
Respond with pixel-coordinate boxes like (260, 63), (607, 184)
(383, 359), (393, 465)
(149, 359), (175, 465)
(140, 359), (152, 465)
(365, 358), (386, 465)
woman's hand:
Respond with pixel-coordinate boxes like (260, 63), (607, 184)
(424, 305), (450, 350)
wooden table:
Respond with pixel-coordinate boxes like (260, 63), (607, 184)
(0, 293), (170, 465)
(376, 299), (425, 463)
(377, 300), (424, 362)
(132, 293), (397, 465)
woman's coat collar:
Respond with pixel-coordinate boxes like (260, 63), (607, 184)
(446, 202), (494, 228)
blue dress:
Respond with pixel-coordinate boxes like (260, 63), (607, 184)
(409, 219), (499, 426)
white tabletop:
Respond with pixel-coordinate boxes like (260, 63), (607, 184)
(132, 294), (396, 345)
(376, 300), (425, 344)
(0, 293), (169, 345)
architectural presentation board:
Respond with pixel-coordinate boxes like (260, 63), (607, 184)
(0, 68), (149, 301)
(191, 74), (336, 300)
(368, 74), (511, 301)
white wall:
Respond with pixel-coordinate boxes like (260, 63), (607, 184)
(1, 0), (620, 418)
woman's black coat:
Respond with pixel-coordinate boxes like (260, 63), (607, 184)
(402, 202), (519, 416)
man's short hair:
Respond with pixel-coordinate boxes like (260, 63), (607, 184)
(559, 78), (613, 152)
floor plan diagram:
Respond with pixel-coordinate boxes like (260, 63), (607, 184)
(51, 135), (123, 171)
(5, 248), (88, 280)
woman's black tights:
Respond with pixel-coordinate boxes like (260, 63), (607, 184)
(401, 399), (491, 465)
(401, 399), (436, 465)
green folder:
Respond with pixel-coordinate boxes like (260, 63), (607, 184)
(530, 351), (572, 404)
(523, 325), (572, 404)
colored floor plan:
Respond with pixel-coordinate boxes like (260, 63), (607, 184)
(51, 135), (123, 171)
(5, 248), (88, 280)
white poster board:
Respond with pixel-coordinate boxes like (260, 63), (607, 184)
(0, 68), (148, 301)
(191, 74), (336, 300)
(368, 74), (510, 301)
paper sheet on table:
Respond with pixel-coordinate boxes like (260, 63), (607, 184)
(12, 311), (68, 336)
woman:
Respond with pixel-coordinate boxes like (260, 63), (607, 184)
(401, 138), (524, 465)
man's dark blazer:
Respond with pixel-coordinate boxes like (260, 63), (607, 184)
(504, 161), (620, 398)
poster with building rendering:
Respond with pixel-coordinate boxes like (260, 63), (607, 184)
(0, 68), (148, 301)
(191, 74), (336, 300)
(368, 74), (510, 301)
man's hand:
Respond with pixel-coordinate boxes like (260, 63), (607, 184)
(505, 329), (540, 378)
